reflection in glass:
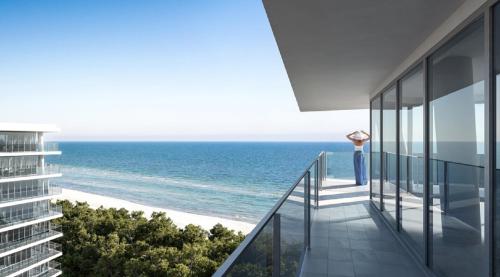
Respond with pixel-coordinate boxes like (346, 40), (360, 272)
(383, 87), (397, 223)
(371, 98), (381, 208)
(400, 65), (425, 256)
(429, 19), (486, 277)
(279, 180), (305, 276)
(494, 4), (500, 276)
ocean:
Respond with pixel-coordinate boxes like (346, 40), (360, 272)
(48, 142), (366, 223)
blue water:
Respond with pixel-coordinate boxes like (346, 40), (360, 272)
(48, 142), (361, 223)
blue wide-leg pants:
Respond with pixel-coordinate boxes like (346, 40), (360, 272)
(354, 151), (367, 186)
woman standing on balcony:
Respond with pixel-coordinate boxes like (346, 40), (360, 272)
(346, 130), (370, 186)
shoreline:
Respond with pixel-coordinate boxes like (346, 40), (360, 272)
(55, 188), (255, 234)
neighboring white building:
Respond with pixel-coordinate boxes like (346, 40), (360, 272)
(0, 123), (62, 277)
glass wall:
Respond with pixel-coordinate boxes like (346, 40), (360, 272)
(0, 132), (38, 153)
(400, 65), (425, 256)
(495, 4), (500, 277)
(382, 87), (397, 223)
(429, 18), (486, 277)
(367, 7), (500, 277)
(371, 97), (381, 208)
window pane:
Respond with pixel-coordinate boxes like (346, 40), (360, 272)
(494, 3), (500, 276)
(371, 97), (381, 208)
(400, 65), (424, 257)
(383, 87), (397, 224)
(429, 18), (486, 277)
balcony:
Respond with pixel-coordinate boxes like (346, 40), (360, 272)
(0, 226), (62, 257)
(0, 242), (62, 277)
(0, 142), (59, 153)
(214, 152), (425, 277)
(0, 186), (62, 205)
(31, 261), (62, 277)
(0, 164), (61, 181)
(0, 205), (62, 231)
(41, 260), (62, 277)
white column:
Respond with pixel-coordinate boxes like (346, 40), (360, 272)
(38, 132), (45, 175)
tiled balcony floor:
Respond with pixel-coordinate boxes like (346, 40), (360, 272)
(301, 179), (425, 277)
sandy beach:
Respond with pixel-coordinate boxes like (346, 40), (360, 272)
(55, 188), (255, 234)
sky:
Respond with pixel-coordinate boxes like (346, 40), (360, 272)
(0, 0), (368, 141)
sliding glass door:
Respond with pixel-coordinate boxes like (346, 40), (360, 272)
(494, 4), (500, 277)
(399, 65), (424, 257)
(428, 18), (486, 277)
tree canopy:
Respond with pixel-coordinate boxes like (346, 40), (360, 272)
(54, 200), (245, 277)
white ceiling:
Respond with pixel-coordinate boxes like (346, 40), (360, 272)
(263, 0), (466, 111)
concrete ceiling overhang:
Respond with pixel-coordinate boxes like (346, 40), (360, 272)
(263, 0), (466, 111)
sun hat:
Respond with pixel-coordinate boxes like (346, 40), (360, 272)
(351, 131), (367, 140)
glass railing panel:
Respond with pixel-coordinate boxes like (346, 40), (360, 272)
(0, 186), (61, 203)
(429, 156), (486, 277)
(278, 177), (305, 276)
(0, 143), (59, 153)
(325, 152), (360, 180)
(39, 142), (59, 152)
(0, 164), (60, 179)
(0, 243), (61, 276)
(0, 229), (62, 253)
(0, 205), (62, 228)
(225, 220), (273, 276)
(216, 152), (324, 277)
(382, 152), (397, 222)
(399, 154), (425, 256)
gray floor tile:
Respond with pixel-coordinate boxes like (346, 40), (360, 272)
(300, 179), (424, 277)
(302, 258), (328, 274)
(327, 261), (355, 277)
(309, 245), (329, 259)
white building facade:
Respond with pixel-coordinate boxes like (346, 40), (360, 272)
(0, 124), (62, 277)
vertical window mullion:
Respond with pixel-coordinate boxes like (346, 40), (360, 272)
(396, 80), (401, 232)
(423, 56), (431, 268)
(485, 6), (495, 277)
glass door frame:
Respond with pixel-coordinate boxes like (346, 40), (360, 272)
(368, 5), (497, 276)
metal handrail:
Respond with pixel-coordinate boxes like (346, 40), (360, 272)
(380, 151), (484, 169)
(213, 151), (325, 276)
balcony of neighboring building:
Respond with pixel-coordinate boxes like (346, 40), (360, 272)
(0, 224), (63, 259)
(0, 142), (61, 157)
(0, 242), (62, 277)
(0, 163), (62, 184)
(0, 204), (63, 233)
(0, 181), (62, 208)
(0, 131), (61, 157)
(37, 261), (62, 277)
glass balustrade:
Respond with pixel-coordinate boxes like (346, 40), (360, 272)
(0, 186), (61, 203)
(0, 131), (59, 153)
(43, 260), (62, 277)
(0, 226), (62, 254)
(0, 242), (61, 276)
(214, 150), (487, 276)
(0, 164), (60, 179)
(215, 152), (325, 277)
(326, 151), (370, 181)
(0, 205), (62, 229)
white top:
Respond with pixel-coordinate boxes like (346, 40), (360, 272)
(354, 145), (364, 151)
